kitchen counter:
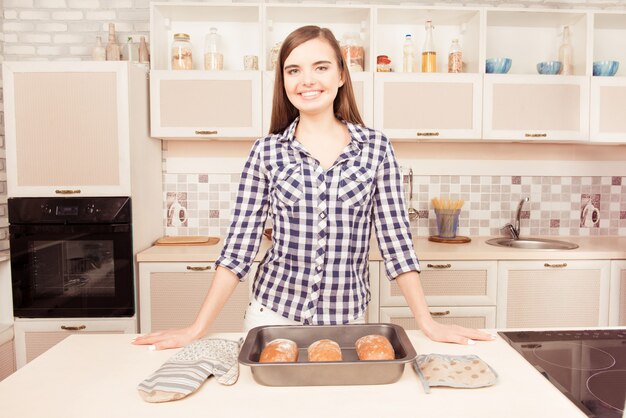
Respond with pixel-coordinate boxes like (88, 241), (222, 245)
(0, 331), (587, 418)
(136, 236), (626, 262)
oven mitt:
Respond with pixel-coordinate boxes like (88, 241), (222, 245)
(137, 338), (242, 403)
(413, 354), (498, 394)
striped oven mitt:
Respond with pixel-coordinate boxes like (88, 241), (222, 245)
(138, 338), (242, 403)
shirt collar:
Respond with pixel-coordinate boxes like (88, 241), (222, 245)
(278, 116), (368, 145)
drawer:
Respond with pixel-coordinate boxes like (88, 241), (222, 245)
(380, 306), (496, 330)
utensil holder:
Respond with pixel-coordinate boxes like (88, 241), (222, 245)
(435, 209), (460, 238)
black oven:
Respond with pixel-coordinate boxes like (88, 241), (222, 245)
(9, 197), (134, 318)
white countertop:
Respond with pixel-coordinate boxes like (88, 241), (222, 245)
(136, 236), (626, 262)
(0, 331), (587, 418)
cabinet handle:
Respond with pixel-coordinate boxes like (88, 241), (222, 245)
(426, 263), (452, 269)
(195, 130), (218, 135)
(525, 133), (547, 138)
(61, 325), (86, 331)
(55, 189), (81, 194)
(430, 310), (451, 317)
(416, 132), (439, 137)
(544, 263), (567, 268)
(187, 265), (212, 271)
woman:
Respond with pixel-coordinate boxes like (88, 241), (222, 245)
(133, 26), (493, 350)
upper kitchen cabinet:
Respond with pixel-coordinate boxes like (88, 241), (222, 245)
(372, 7), (482, 140)
(2, 62), (137, 197)
(590, 12), (626, 143)
(149, 3), (263, 139)
(483, 9), (590, 142)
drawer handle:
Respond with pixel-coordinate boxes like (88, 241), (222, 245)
(195, 130), (218, 135)
(416, 132), (439, 137)
(525, 133), (547, 138)
(544, 263), (567, 268)
(430, 310), (451, 317)
(55, 189), (81, 194)
(187, 265), (212, 271)
(426, 263), (452, 269)
(61, 325), (86, 331)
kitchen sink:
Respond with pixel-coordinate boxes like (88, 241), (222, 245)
(486, 237), (579, 250)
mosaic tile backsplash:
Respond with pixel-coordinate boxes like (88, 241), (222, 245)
(163, 174), (626, 238)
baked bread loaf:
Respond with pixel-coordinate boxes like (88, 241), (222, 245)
(307, 339), (342, 362)
(259, 338), (299, 363)
(355, 335), (395, 361)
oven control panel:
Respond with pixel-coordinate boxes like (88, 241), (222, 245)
(9, 197), (131, 224)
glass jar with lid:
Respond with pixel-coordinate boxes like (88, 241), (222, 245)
(340, 33), (364, 72)
(171, 33), (193, 70)
(204, 27), (224, 71)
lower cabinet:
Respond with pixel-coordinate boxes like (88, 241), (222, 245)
(13, 317), (136, 368)
(378, 260), (497, 329)
(497, 260), (610, 328)
(609, 260), (626, 326)
(138, 262), (255, 334)
(0, 339), (16, 381)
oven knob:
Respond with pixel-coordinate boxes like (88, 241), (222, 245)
(42, 205), (52, 215)
(86, 207), (94, 214)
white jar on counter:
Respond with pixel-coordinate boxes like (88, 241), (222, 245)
(171, 33), (193, 70)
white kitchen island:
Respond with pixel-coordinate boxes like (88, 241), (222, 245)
(0, 330), (588, 418)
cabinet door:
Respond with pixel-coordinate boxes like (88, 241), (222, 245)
(497, 260), (610, 328)
(609, 260), (626, 326)
(150, 70), (262, 139)
(2, 61), (131, 197)
(139, 262), (255, 334)
(380, 260), (497, 307)
(590, 78), (626, 143)
(0, 340), (16, 381)
(262, 71), (373, 134)
(483, 74), (589, 141)
(380, 306), (496, 329)
(373, 73), (482, 140)
(13, 317), (136, 368)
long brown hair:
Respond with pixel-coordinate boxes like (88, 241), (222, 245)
(268, 25), (364, 134)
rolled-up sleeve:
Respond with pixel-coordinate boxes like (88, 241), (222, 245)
(371, 139), (420, 280)
(215, 139), (269, 280)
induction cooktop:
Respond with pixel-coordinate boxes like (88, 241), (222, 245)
(499, 329), (626, 418)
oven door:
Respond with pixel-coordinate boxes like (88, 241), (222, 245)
(9, 223), (134, 318)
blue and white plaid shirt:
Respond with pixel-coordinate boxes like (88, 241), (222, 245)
(216, 118), (420, 325)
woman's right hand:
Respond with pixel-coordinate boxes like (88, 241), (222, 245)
(131, 326), (201, 351)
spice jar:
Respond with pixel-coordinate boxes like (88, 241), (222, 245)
(204, 27), (223, 71)
(341, 33), (364, 72)
(269, 41), (282, 70)
(171, 33), (193, 70)
(377, 55), (392, 72)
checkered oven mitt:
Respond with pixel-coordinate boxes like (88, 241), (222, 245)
(138, 338), (242, 403)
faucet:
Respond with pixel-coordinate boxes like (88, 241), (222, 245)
(502, 197), (529, 239)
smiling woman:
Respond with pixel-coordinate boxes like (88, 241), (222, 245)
(132, 25), (494, 351)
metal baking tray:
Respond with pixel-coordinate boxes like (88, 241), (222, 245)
(238, 323), (416, 386)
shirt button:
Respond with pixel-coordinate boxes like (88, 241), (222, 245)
(316, 265), (323, 273)
(319, 212), (326, 219)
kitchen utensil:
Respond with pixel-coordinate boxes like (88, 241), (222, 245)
(428, 235), (471, 244)
(238, 323), (417, 386)
(485, 57), (511, 74)
(536, 60), (561, 75)
(154, 236), (219, 246)
(431, 197), (464, 238)
(593, 60), (619, 76)
(407, 168), (418, 221)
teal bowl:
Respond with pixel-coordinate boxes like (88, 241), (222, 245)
(593, 61), (619, 76)
(537, 61), (562, 75)
(486, 58), (512, 74)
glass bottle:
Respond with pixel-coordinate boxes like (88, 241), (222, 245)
(123, 36), (138, 62)
(204, 27), (224, 71)
(92, 36), (106, 61)
(341, 33), (364, 72)
(448, 38), (462, 73)
(558, 26), (573, 75)
(403, 34), (415, 73)
(105, 23), (121, 61)
(171, 33), (193, 70)
(138, 36), (150, 64)
(421, 20), (436, 73)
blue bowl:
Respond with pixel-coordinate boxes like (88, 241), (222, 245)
(593, 60), (619, 76)
(537, 61), (562, 75)
(486, 58), (512, 74)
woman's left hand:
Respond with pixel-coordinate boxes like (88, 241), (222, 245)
(420, 319), (495, 345)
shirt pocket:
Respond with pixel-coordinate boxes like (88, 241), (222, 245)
(338, 165), (375, 207)
(272, 163), (304, 207)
